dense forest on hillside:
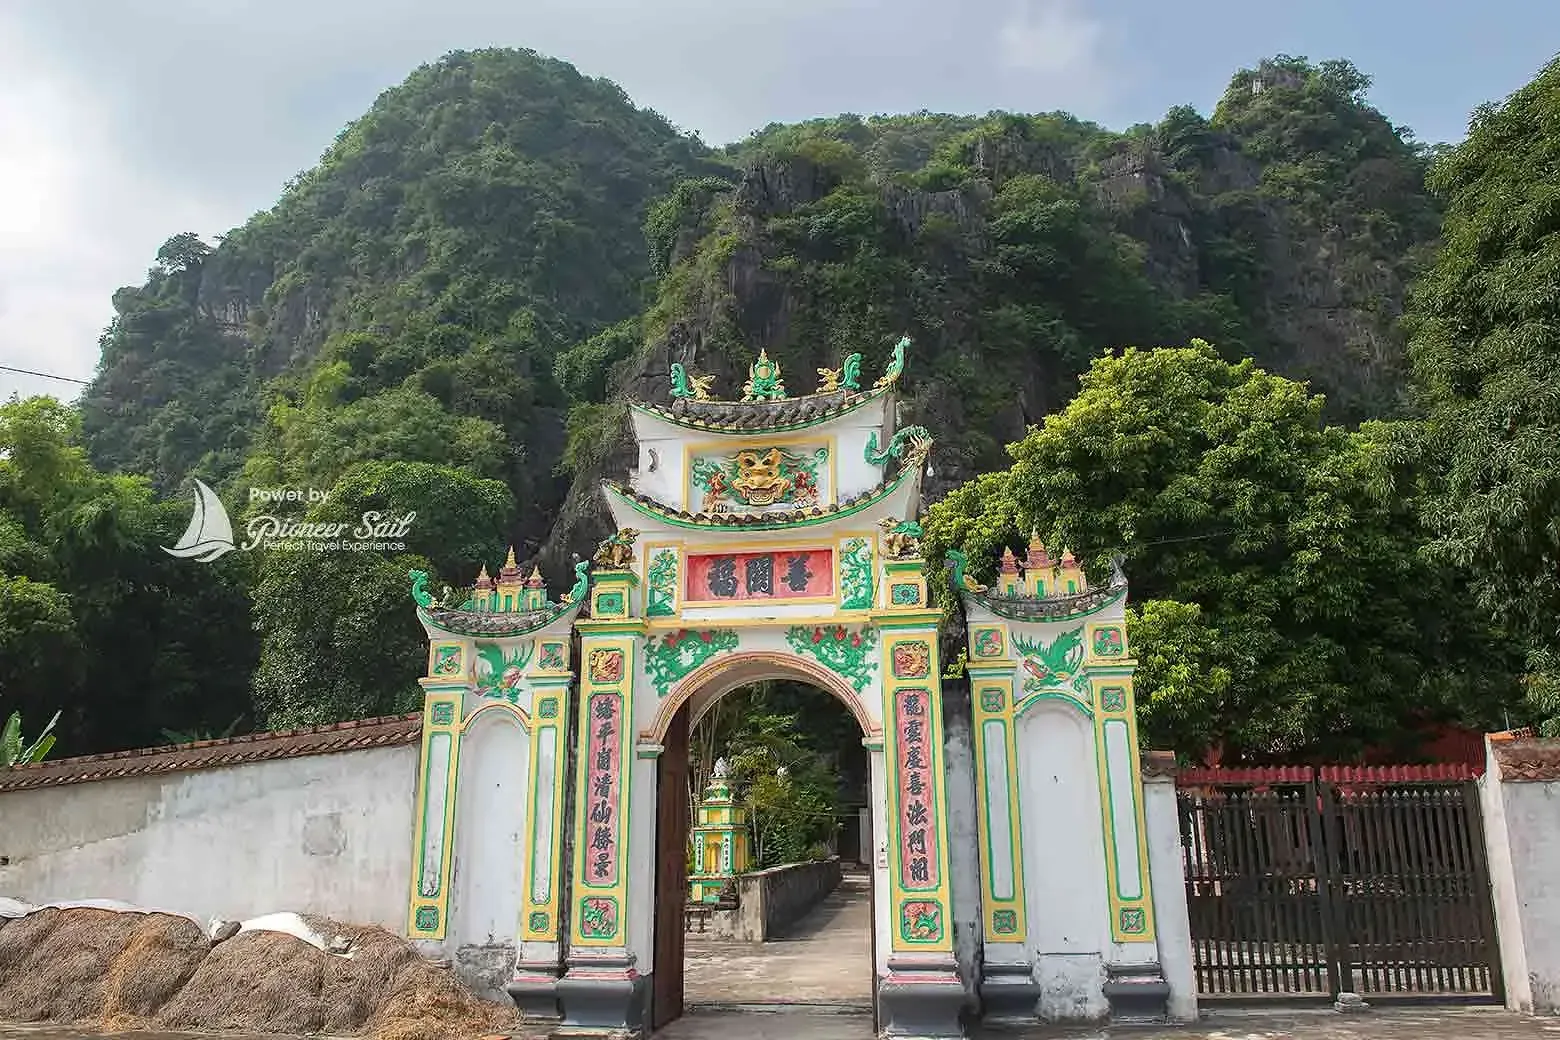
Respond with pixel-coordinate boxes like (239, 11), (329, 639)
(3, 47), (1557, 770)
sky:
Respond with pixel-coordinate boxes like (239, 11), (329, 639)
(0, 0), (1554, 405)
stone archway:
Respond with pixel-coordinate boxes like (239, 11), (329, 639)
(641, 653), (887, 1028)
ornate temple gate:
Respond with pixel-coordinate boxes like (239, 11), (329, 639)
(400, 340), (1189, 1037)
(1176, 767), (1502, 1004)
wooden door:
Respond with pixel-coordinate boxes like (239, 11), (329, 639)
(651, 703), (690, 1030)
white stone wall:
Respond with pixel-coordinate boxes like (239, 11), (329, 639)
(0, 745), (417, 929)
(1481, 740), (1560, 1013)
(1141, 775), (1197, 1022)
(445, 710), (533, 997)
(1015, 699), (1111, 1020)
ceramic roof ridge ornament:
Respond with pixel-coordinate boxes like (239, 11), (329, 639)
(670, 362), (715, 401)
(816, 352), (863, 394)
(873, 335), (910, 391)
(741, 349), (787, 401)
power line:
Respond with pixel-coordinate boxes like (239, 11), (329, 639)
(0, 364), (91, 386)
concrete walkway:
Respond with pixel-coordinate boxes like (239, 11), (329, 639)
(683, 869), (874, 1008)
(652, 1006), (1560, 1040)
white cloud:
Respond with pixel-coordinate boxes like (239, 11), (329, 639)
(997, 0), (1116, 104)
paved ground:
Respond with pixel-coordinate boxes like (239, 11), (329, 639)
(684, 869), (874, 1007)
(652, 1006), (1560, 1040)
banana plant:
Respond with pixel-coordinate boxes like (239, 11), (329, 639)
(2, 709), (59, 767)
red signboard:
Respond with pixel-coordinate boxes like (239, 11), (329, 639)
(583, 691), (622, 886)
(684, 549), (833, 603)
(895, 687), (941, 891)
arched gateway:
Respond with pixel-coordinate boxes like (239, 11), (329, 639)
(402, 342), (1177, 1037)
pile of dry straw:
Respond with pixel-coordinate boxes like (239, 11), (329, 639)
(0, 907), (524, 1039)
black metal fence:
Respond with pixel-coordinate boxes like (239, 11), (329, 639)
(1176, 767), (1502, 1004)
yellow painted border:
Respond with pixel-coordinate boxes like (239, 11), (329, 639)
(406, 684), (464, 940)
(971, 674), (1028, 943)
(681, 432), (839, 514)
(878, 628), (956, 955)
(1089, 670), (1156, 943)
(569, 636), (636, 947)
(520, 680), (571, 942)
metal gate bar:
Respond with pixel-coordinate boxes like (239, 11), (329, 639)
(1175, 766), (1502, 1004)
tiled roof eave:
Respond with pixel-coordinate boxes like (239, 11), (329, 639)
(964, 585), (1127, 621)
(419, 600), (581, 638)
(630, 386), (889, 433)
(0, 713), (423, 794)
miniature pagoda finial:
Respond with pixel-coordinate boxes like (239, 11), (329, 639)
(670, 363), (714, 401)
(741, 349), (787, 401)
(475, 563), (493, 589)
(873, 335), (910, 390)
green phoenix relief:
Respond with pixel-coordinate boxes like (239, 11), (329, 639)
(1011, 627), (1091, 703)
(644, 629), (739, 696)
(647, 549), (678, 618)
(474, 640), (536, 703)
(840, 538), (874, 610)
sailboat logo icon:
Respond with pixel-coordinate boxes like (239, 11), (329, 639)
(162, 479), (237, 563)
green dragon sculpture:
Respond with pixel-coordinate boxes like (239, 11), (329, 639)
(561, 560), (591, 604)
(873, 335), (910, 390)
(864, 425), (932, 466)
(409, 569), (434, 608)
(670, 363), (714, 401)
(944, 549), (988, 593)
(842, 352), (862, 391)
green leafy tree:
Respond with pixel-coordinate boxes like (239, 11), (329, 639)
(0, 396), (257, 754)
(925, 342), (1524, 760)
(1406, 56), (1560, 733)
(248, 460), (513, 729)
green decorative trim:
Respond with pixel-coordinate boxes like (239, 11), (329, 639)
(595, 590), (626, 617)
(1012, 627), (1091, 703)
(1093, 626), (1126, 656)
(991, 909), (1018, 934)
(1119, 906), (1147, 934)
(979, 687), (1006, 712)
(840, 538), (874, 610)
(540, 642), (566, 670)
(414, 905), (439, 931)
(1013, 690), (1093, 719)
(786, 625), (877, 691)
(579, 895), (620, 939)
(646, 549), (678, 617)
(429, 702), (456, 726)
(474, 641), (535, 703)
(537, 697), (559, 719)
(898, 898), (944, 944)
(865, 425), (931, 466)
(890, 582), (921, 606)
(1100, 686), (1127, 712)
(527, 910), (549, 932)
(605, 468), (912, 532)
(643, 629), (740, 696)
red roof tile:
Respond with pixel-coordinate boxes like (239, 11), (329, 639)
(0, 713), (423, 793)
